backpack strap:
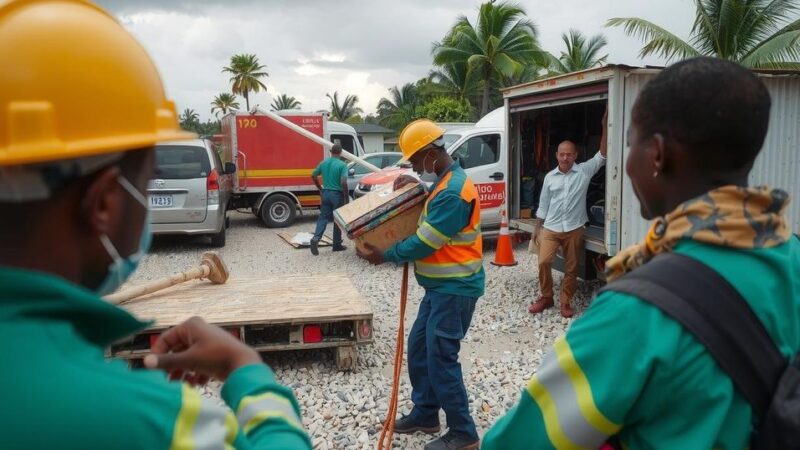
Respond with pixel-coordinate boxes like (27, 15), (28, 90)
(599, 252), (787, 419)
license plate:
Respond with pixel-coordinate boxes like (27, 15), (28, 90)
(149, 195), (173, 208)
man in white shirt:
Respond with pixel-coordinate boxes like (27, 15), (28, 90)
(530, 112), (608, 318)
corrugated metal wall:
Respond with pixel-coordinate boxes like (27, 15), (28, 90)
(619, 72), (800, 250)
(619, 73), (656, 250)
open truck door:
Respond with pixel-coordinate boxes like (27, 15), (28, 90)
(451, 132), (506, 228)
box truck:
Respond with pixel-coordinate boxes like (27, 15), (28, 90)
(503, 65), (799, 279)
(220, 110), (367, 227)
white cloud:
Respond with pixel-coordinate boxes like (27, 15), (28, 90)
(99, 0), (698, 121)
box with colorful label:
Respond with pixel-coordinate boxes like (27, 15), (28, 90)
(333, 183), (426, 252)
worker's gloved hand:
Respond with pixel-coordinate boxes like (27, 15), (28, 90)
(356, 242), (385, 265)
(393, 175), (419, 191)
(143, 316), (262, 384)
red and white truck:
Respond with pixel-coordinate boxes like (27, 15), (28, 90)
(220, 110), (370, 227)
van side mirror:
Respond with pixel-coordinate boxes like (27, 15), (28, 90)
(224, 162), (237, 175)
(348, 168), (356, 176)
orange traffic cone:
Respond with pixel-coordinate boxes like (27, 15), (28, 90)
(491, 206), (518, 266)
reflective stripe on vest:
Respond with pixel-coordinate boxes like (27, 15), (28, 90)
(415, 169), (483, 279)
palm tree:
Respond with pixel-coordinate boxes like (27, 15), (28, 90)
(428, 62), (481, 103)
(270, 94), (301, 111)
(608, 0), (800, 69)
(181, 108), (199, 125)
(376, 83), (420, 130)
(210, 93), (240, 119)
(432, 0), (548, 116)
(180, 108), (199, 132)
(549, 29), (608, 74)
(326, 91), (363, 121)
(222, 54), (269, 110)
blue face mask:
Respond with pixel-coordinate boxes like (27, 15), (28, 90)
(96, 176), (152, 296)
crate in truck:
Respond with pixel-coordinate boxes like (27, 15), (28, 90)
(109, 273), (373, 371)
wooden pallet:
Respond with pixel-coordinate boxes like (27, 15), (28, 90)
(119, 273), (373, 330)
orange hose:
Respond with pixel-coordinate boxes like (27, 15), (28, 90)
(377, 262), (409, 450)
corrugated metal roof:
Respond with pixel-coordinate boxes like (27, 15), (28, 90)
(502, 63), (800, 95)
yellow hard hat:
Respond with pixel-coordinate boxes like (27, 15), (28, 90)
(398, 119), (445, 161)
(0, 0), (193, 167)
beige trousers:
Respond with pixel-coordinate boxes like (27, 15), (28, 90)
(537, 227), (584, 305)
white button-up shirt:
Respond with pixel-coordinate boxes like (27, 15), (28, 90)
(536, 151), (606, 233)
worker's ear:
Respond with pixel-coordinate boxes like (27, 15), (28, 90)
(80, 166), (124, 237)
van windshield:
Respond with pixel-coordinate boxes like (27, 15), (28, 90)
(442, 133), (461, 150)
(154, 145), (211, 179)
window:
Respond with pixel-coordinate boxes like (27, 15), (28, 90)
(154, 145), (211, 179)
(451, 134), (500, 169)
(331, 134), (356, 155)
(351, 154), (383, 176)
(442, 133), (461, 150)
(382, 153), (402, 168)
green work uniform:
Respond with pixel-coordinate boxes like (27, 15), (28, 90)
(0, 267), (312, 449)
(312, 157), (348, 192)
(483, 238), (800, 449)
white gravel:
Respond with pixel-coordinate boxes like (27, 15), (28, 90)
(131, 210), (602, 449)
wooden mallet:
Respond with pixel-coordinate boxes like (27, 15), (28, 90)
(104, 251), (229, 305)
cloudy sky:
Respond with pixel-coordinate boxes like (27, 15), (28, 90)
(96, 0), (696, 121)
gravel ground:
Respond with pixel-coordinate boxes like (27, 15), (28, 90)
(130, 210), (603, 449)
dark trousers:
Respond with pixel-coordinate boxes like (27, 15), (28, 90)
(312, 189), (343, 246)
(407, 290), (479, 440)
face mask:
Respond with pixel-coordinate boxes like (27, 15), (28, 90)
(96, 176), (152, 296)
(421, 151), (437, 177)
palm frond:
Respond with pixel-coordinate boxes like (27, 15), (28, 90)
(607, 17), (702, 60)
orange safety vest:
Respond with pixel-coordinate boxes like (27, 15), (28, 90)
(414, 170), (483, 278)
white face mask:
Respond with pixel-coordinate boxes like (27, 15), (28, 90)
(95, 176), (151, 296)
(421, 151), (437, 177)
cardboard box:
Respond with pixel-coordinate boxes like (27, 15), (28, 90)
(353, 202), (424, 252)
(520, 208), (532, 219)
(334, 183), (426, 252)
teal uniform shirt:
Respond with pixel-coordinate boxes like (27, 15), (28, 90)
(0, 268), (312, 449)
(483, 238), (800, 449)
(312, 157), (348, 191)
(383, 162), (485, 298)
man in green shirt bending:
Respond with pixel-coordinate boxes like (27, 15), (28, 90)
(310, 143), (349, 255)
(483, 57), (799, 449)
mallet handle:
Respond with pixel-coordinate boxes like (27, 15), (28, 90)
(104, 264), (211, 305)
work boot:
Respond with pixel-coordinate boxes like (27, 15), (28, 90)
(309, 239), (319, 256)
(393, 415), (440, 435)
(560, 302), (576, 318)
(528, 296), (554, 314)
(424, 431), (480, 450)
(331, 244), (347, 252)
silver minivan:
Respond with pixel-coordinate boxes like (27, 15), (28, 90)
(148, 139), (235, 247)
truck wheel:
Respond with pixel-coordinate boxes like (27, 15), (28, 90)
(209, 224), (226, 247)
(335, 345), (357, 371)
(261, 194), (297, 228)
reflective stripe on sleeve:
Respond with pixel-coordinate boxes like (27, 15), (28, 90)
(416, 221), (449, 249)
(237, 392), (304, 435)
(525, 337), (621, 450)
(171, 384), (235, 450)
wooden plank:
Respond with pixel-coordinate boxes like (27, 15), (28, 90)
(119, 273), (373, 330)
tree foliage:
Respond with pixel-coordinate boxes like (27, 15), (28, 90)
(222, 54), (269, 110)
(608, 0), (800, 68)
